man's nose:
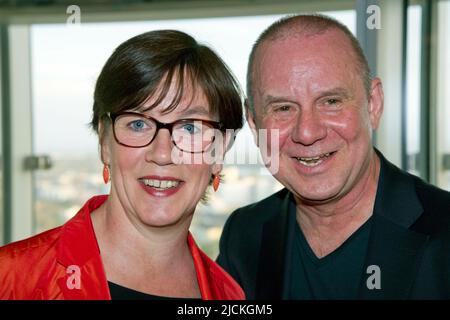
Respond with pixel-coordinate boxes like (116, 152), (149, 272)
(145, 129), (173, 165)
(290, 109), (327, 145)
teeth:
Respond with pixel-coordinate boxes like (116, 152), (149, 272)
(302, 156), (320, 161)
(142, 179), (179, 189)
(296, 152), (333, 167)
(297, 152), (331, 161)
(298, 158), (323, 167)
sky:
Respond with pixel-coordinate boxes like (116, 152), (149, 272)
(30, 11), (355, 157)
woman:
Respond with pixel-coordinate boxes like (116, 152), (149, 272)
(0, 30), (244, 300)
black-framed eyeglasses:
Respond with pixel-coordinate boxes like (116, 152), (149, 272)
(108, 111), (223, 154)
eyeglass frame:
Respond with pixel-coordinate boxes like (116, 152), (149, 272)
(107, 111), (223, 154)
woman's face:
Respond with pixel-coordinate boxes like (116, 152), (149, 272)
(101, 82), (223, 229)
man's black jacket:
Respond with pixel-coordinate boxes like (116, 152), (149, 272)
(217, 151), (450, 299)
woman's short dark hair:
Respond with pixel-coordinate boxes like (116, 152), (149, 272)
(91, 29), (243, 135)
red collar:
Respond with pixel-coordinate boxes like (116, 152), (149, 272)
(56, 195), (217, 299)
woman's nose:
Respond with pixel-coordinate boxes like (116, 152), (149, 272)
(145, 128), (174, 165)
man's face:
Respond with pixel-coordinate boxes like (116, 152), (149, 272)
(248, 29), (383, 203)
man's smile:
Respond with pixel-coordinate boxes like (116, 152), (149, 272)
(293, 151), (337, 167)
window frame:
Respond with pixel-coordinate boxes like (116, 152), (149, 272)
(1, 0), (380, 244)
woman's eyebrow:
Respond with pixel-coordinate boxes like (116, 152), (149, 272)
(178, 105), (210, 118)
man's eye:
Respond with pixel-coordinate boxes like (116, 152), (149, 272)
(275, 105), (292, 112)
(326, 98), (340, 105)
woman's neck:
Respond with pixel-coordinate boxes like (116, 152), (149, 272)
(90, 198), (200, 298)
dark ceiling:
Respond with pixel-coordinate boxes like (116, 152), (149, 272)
(0, 0), (232, 8)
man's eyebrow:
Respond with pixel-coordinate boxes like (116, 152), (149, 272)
(261, 88), (352, 110)
(317, 87), (352, 99)
(262, 95), (298, 110)
(264, 95), (294, 104)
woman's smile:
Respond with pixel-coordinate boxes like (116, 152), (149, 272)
(138, 175), (185, 197)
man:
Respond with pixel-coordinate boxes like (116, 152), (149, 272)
(217, 14), (450, 299)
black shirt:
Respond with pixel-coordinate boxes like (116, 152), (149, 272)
(108, 281), (199, 300)
(290, 217), (373, 299)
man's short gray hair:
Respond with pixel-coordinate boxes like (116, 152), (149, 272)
(246, 13), (372, 114)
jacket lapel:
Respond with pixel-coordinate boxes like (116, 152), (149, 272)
(256, 190), (295, 299)
(358, 215), (429, 299)
(255, 151), (431, 299)
(188, 233), (245, 300)
(56, 195), (111, 300)
(359, 151), (429, 299)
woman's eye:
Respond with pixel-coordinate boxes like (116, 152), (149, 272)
(182, 123), (200, 134)
(129, 120), (147, 131)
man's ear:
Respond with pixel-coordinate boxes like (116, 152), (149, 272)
(368, 78), (384, 130)
(245, 98), (259, 147)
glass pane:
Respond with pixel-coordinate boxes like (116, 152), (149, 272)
(0, 56), (3, 244)
(405, 5), (422, 177)
(31, 10), (355, 258)
(435, 0), (450, 191)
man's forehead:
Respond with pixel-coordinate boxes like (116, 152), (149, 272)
(258, 29), (353, 60)
(253, 31), (359, 85)
(254, 54), (354, 87)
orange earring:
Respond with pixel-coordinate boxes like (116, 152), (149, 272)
(103, 164), (110, 184)
(213, 174), (220, 192)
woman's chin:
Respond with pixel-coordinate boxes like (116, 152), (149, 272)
(137, 212), (190, 229)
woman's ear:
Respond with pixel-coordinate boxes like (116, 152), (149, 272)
(212, 163), (223, 176)
(223, 128), (236, 153)
(98, 120), (111, 165)
(211, 126), (237, 176)
(245, 99), (258, 147)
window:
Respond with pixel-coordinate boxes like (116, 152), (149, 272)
(0, 31), (3, 243)
(405, 5), (422, 178)
(403, 0), (450, 191)
(31, 11), (355, 257)
(435, 0), (450, 190)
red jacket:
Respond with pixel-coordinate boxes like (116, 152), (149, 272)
(0, 195), (244, 300)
